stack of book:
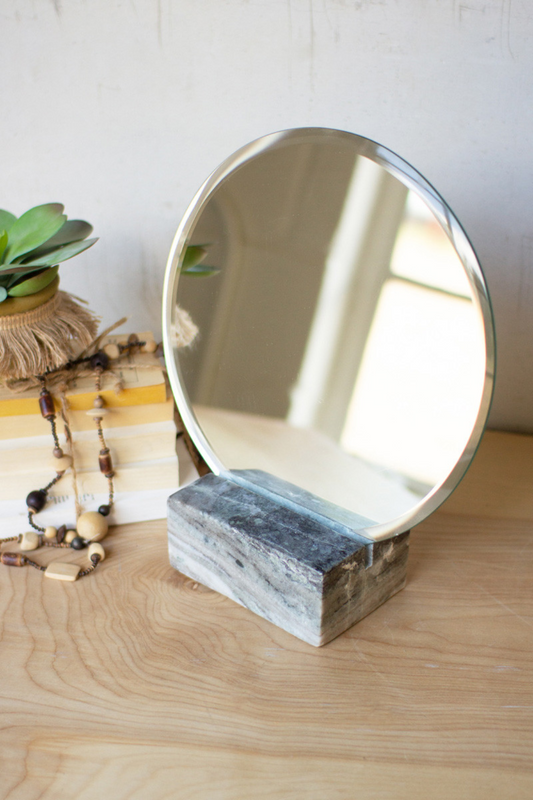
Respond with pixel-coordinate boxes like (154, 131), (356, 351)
(0, 333), (180, 535)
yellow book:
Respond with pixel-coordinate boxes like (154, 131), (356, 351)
(0, 397), (175, 440)
(0, 332), (166, 416)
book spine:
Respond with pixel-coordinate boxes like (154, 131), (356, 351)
(0, 399), (175, 439)
(0, 331), (166, 416)
(0, 455), (179, 500)
(0, 489), (175, 534)
(0, 421), (178, 475)
(0, 457), (179, 533)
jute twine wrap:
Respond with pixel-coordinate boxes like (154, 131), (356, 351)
(0, 290), (99, 379)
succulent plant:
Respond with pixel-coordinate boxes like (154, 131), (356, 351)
(181, 244), (220, 277)
(0, 203), (97, 303)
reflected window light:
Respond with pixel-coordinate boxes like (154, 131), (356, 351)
(341, 192), (485, 487)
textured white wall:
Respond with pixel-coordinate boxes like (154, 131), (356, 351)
(1, 0), (531, 430)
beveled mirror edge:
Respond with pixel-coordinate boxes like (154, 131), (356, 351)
(162, 127), (496, 542)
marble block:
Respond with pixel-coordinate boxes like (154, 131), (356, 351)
(226, 469), (377, 538)
(168, 473), (409, 647)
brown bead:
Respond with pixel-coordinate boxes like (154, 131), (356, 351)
(53, 447), (64, 458)
(1, 552), (26, 567)
(90, 351), (109, 371)
(39, 389), (55, 419)
(93, 395), (105, 408)
(98, 449), (114, 477)
(56, 524), (67, 544)
(26, 490), (47, 512)
(127, 333), (139, 346)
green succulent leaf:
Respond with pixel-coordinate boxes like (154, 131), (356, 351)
(18, 237), (98, 268)
(181, 264), (221, 277)
(0, 286), (7, 302)
(0, 231), (8, 263)
(27, 219), (93, 258)
(0, 210), (17, 236)
(0, 262), (52, 276)
(4, 203), (66, 263)
(182, 245), (209, 271)
(7, 265), (59, 297)
(7, 271), (23, 288)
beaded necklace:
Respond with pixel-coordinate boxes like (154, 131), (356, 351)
(0, 334), (155, 582)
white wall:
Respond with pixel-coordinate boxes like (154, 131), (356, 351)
(1, 0), (531, 430)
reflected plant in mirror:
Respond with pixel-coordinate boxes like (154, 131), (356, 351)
(181, 245), (220, 278)
(169, 244), (220, 352)
(163, 128), (495, 646)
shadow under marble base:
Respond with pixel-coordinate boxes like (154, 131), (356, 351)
(167, 473), (409, 647)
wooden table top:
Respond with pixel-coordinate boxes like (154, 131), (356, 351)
(2, 430), (532, 799)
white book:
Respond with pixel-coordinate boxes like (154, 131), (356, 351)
(0, 456), (180, 535)
(0, 420), (178, 475)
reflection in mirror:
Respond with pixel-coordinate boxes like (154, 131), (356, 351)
(168, 131), (491, 538)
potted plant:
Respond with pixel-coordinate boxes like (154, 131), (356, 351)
(0, 203), (99, 380)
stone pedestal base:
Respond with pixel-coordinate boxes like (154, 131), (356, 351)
(167, 473), (409, 647)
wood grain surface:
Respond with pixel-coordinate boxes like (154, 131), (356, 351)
(1, 431), (533, 799)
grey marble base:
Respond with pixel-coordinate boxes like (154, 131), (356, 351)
(167, 473), (409, 647)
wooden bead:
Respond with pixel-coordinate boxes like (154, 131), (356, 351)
(86, 407), (109, 418)
(26, 490), (46, 512)
(20, 531), (40, 551)
(103, 343), (120, 360)
(39, 389), (55, 419)
(141, 340), (157, 354)
(98, 449), (114, 477)
(76, 511), (108, 542)
(128, 333), (139, 345)
(93, 395), (105, 408)
(56, 525), (67, 544)
(44, 562), (79, 581)
(65, 530), (77, 544)
(44, 526), (57, 540)
(49, 454), (72, 473)
(88, 542), (105, 563)
(1, 552), (26, 567)
(53, 447), (64, 458)
(90, 351), (109, 371)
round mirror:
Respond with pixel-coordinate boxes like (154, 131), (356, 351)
(163, 128), (495, 540)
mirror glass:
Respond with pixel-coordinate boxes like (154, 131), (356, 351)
(163, 129), (495, 539)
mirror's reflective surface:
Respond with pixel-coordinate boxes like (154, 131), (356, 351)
(164, 129), (494, 539)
